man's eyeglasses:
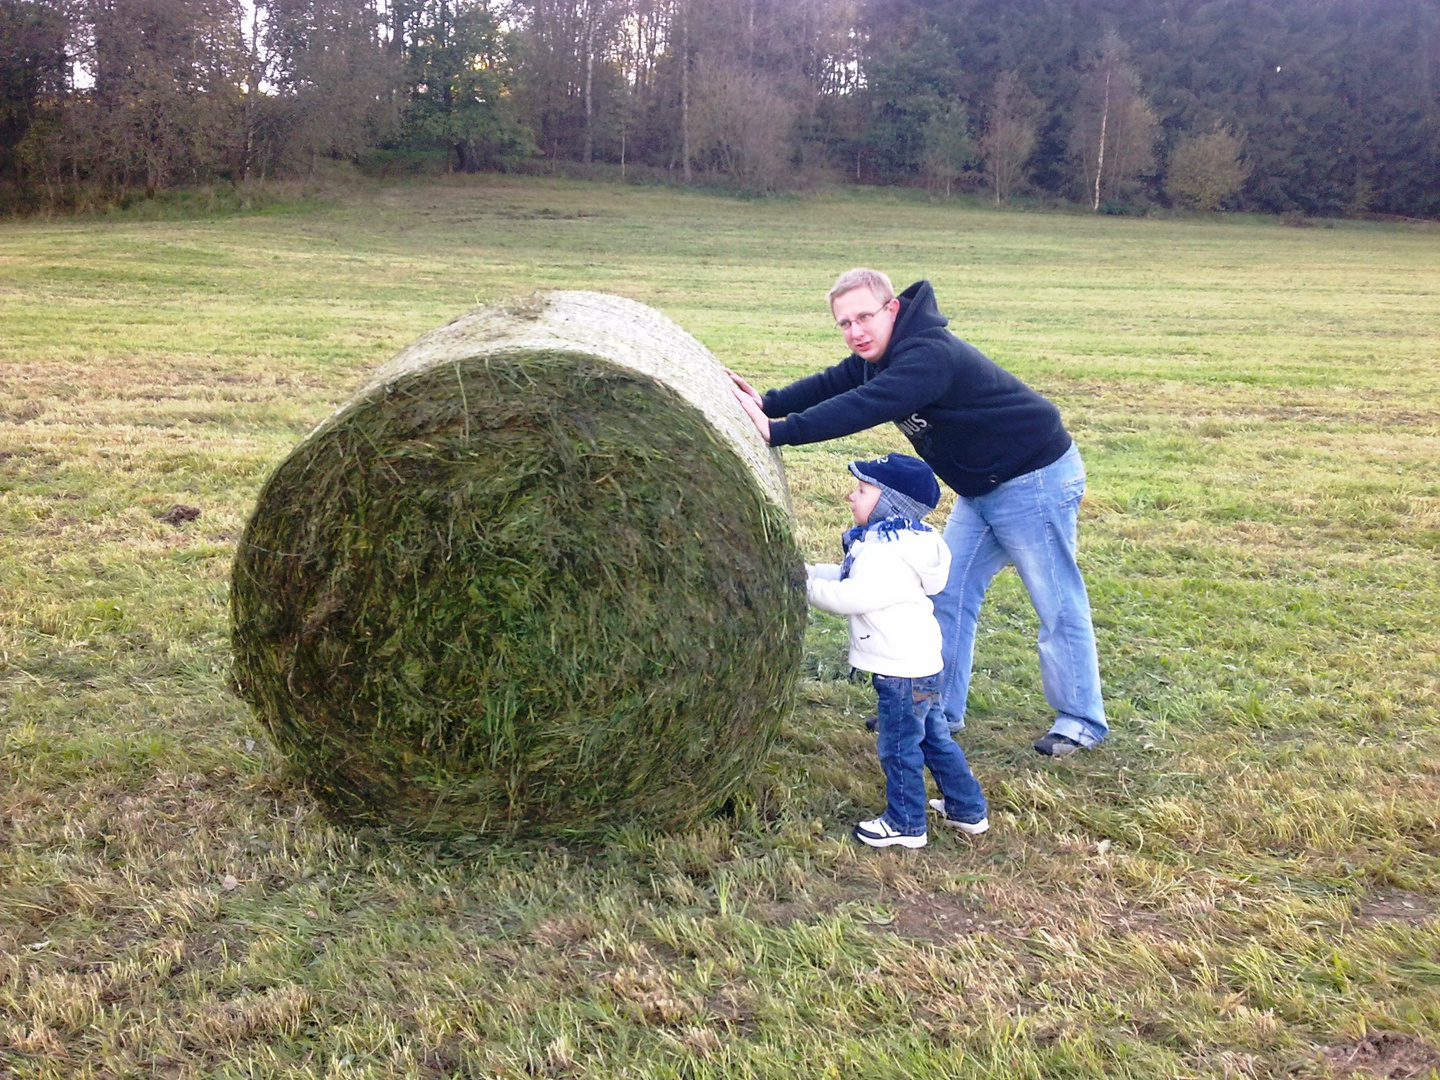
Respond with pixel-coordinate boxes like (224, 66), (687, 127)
(835, 306), (889, 333)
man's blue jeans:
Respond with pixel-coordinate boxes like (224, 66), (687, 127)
(874, 672), (987, 834)
(934, 442), (1108, 748)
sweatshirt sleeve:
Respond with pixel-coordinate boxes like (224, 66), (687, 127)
(768, 345), (952, 447)
(805, 562), (843, 582)
(806, 554), (903, 616)
(761, 356), (866, 418)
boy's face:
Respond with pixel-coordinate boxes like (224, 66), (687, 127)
(849, 481), (882, 526)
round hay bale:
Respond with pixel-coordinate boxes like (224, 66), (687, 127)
(231, 291), (806, 838)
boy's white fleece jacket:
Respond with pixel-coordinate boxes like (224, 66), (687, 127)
(806, 523), (952, 678)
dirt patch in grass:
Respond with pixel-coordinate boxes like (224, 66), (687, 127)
(1321, 1032), (1440, 1078)
(158, 504), (201, 525)
(751, 886), (1023, 943)
(704, 982), (760, 1034)
(884, 891), (1022, 943)
(751, 900), (813, 928)
(1355, 891), (1436, 926)
(1095, 904), (1185, 939)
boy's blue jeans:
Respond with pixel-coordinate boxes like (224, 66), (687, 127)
(874, 672), (987, 835)
(934, 442), (1108, 748)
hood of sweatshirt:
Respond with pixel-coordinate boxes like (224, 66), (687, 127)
(879, 280), (949, 364)
(898, 525), (951, 595)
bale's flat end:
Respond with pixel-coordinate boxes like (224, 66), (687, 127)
(231, 293), (806, 838)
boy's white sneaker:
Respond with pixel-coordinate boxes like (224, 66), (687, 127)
(853, 817), (927, 849)
(928, 798), (990, 835)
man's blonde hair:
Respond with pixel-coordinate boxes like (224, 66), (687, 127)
(827, 268), (896, 311)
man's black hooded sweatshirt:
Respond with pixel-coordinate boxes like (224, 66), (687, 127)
(763, 280), (1073, 497)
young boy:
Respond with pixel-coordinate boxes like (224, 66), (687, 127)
(806, 454), (989, 848)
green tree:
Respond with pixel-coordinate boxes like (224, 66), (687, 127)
(1070, 30), (1158, 211)
(76, 0), (249, 195)
(1165, 128), (1248, 211)
(691, 56), (795, 190)
(980, 69), (1038, 205)
(406, 0), (530, 171)
(1, 0), (68, 204)
(0, 0), (67, 192)
(861, 21), (959, 178)
(919, 99), (973, 195)
(262, 0), (397, 173)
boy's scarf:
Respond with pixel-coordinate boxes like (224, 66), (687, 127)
(839, 514), (933, 579)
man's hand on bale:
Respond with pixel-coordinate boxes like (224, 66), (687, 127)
(731, 386), (771, 443)
(726, 370), (771, 443)
(726, 368), (763, 406)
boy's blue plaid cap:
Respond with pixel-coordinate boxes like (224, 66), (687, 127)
(848, 453), (941, 517)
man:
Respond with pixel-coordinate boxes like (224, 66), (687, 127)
(729, 268), (1106, 755)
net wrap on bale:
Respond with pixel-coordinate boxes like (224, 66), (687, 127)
(231, 291), (806, 838)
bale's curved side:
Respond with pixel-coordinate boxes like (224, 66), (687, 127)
(231, 292), (806, 838)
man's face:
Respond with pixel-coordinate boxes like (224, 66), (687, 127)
(832, 287), (899, 362)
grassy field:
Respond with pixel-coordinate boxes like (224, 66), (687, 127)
(1, 175), (1438, 1079)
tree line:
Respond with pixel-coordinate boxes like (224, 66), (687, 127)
(2, 0), (1437, 216)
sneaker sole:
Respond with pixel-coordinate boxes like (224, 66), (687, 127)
(853, 828), (927, 849)
(928, 798), (990, 834)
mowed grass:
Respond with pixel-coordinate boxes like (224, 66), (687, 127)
(1, 175), (1438, 1079)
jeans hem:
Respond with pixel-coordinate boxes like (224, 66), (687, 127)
(1049, 715), (1105, 748)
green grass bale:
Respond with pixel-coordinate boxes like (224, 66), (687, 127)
(230, 291), (806, 838)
